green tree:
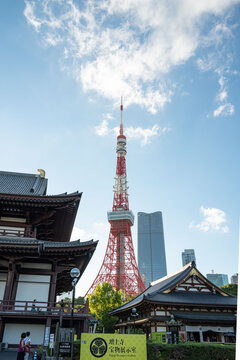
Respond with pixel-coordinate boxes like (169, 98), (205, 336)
(88, 282), (123, 333)
(220, 283), (238, 296)
(75, 296), (85, 305)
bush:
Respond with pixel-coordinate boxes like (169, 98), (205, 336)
(74, 338), (236, 360)
(147, 342), (236, 360)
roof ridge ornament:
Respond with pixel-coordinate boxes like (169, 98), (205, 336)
(37, 169), (46, 178)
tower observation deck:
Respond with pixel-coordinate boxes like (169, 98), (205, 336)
(86, 100), (145, 296)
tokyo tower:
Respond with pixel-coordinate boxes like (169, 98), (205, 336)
(87, 100), (145, 296)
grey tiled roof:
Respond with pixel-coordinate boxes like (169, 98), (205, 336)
(146, 291), (237, 306)
(0, 171), (48, 195)
(110, 263), (195, 312)
(172, 311), (236, 322)
(110, 262), (237, 314)
(0, 236), (97, 248)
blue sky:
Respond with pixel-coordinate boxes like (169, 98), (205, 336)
(0, 0), (239, 295)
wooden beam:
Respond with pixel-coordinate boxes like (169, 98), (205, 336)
(31, 210), (56, 225)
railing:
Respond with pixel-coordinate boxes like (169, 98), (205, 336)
(0, 227), (36, 238)
(0, 300), (88, 315)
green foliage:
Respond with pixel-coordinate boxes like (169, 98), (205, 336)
(220, 283), (238, 296)
(75, 296), (85, 305)
(129, 327), (145, 334)
(88, 282), (123, 333)
(72, 340), (235, 360)
(147, 343), (236, 360)
(60, 296), (85, 304)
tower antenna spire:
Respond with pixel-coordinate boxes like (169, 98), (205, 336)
(120, 96), (123, 136)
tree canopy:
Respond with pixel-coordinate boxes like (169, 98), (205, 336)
(88, 282), (124, 333)
(220, 283), (238, 296)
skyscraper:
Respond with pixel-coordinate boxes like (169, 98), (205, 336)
(182, 249), (196, 267)
(138, 211), (167, 287)
(231, 273), (238, 284)
(206, 271), (229, 287)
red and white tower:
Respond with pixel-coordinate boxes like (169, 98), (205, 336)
(87, 100), (145, 296)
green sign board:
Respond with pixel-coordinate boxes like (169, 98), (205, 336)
(151, 332), (167, 344)
(80, 333), (147, 359)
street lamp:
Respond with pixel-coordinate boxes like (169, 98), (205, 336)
(131, 307), (139, 334)
(70, 268), (80, 360)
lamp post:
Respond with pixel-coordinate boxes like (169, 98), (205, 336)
(70, 268), (80, 360)
(131, 307), (139, 334)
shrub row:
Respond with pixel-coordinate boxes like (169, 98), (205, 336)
(71, 340), (236, 360)
(147, 342), (236, 360)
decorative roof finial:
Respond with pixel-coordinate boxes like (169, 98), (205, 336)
(37, 169), (45, 178)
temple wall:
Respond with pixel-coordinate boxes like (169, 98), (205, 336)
(186, 325), (234, 333)
(0, 273), (7, 300)
(3, 323), (45, 345)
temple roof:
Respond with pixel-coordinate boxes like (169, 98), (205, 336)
(0, 236), (98, 294)
(0, 171), (48, 195)
(110, 262), (237, 314)
(0, 190), (82, 243)
(172, 311), (236, 323)
(0, 236), (96, 252)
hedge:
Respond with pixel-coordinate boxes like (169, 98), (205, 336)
(71, 340), (236, 360)
(147, 342), (236, 360)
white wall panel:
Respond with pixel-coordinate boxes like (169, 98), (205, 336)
(157, 327), (166, 332)
(186, 325), (234, 332)
(3, 323), (45, 345)
(15, 275), (50, 310)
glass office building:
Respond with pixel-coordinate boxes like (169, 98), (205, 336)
(231, 273), (238, 284)
(138, 211), (167, 287)
(182, 249), (196, 267)
(206, 273), (229, 287)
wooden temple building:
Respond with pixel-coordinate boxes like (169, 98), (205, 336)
(110, 262), (237, 344)
(0, 170), (98, 346)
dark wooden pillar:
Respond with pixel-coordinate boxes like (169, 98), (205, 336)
(46, 317), (52, 327)
(11, 271), (19, 301)
(48, 264), (57, 306)
(83, 299), (89, 333)
(0, 317), (4, 342)
(3, 262), (15, 303)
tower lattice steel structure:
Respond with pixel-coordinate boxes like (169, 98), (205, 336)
(87, 101), (145, 296)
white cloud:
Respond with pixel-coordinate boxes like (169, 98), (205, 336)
(71, 222), (109, 242)
(218, 90), (227, 101)
(213, 103), (234, 117)
(70, 221), (110, 295)
(212, 73), (235, 117)
(126, 125), (171, 145)
(24, 1), (42, 32)
(71, 226), (86, 240)
(24, 0), (239, 113)
(95, 119), (110, 136)
(198, 62), (235, 117)
(190, 206), (229, 233)
(94, 118), (171, 145)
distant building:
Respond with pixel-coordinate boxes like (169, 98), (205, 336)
(138, 211), (167, 287)
(182, 249), (196, 267)
(206, 271), (229, 287)
(231, 273), (238, 284)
